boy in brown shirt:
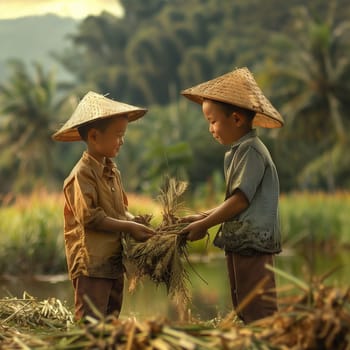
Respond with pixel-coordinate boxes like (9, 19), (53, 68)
(52, 91), (154, 320)
(180, 68), (284, 323)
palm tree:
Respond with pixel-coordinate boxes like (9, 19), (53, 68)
(0, 60), (65, 192)
(263, 0), (350, 190)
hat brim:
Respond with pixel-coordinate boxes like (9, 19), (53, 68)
(181, 67), (284, 129)
(181, 92), (283, 128)
(52, 109), (147, 142)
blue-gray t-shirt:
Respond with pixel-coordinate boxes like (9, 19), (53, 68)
(214, 129), (282, 254)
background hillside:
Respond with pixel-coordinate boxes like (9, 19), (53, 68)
(0, 14), (77, 82)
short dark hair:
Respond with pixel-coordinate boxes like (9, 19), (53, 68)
(208, 99), (256, 121)
(78, 116), (118, 141)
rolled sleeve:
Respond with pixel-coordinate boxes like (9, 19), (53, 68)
(229, 146), (265, 203)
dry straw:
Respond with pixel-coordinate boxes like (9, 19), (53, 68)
(2, 272), (349, 349)
(0, 291), (73, 328)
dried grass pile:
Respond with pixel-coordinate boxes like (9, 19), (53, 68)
(0, 291), (73, 328)
(0, 292), (73, 349)
(0, 270), (349, 349)
(0, 325), (49, 349)
(122, 178), (191, 306)
(251, 266), (350, 350)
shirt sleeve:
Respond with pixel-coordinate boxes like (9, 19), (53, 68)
(64, 167), (107, 228)
(227, 145), (266, 203)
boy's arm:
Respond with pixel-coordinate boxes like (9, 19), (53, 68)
(180, 208), (216, 223)
(96, 216), (154, 242)
(181, 189), (249, 241)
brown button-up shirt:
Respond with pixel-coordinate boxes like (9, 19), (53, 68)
(63, 151), (128, 280)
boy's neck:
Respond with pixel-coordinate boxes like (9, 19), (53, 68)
(235, 125), (253, 141)
(86, 149), (106, 165)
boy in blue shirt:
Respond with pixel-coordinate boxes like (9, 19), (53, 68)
(180, 67), (284, 323)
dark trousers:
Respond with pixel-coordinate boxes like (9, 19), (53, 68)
(226, 252), (278, 323)
(72, 274), (124, 321)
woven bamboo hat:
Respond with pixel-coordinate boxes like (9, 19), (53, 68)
(52, 91), (147, 141)
(181, 67), (284, 128)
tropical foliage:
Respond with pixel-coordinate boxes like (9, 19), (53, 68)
(0, 60), (82, 193)
(262, 1), (350, 190)
(0, 60), (58, 192)
(0, 0), (350, 194)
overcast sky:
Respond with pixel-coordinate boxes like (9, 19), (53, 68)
(0, 0), (123, 19)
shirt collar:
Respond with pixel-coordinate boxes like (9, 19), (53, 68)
(82, 151), (117, 178)
(230, 129), (257, 149)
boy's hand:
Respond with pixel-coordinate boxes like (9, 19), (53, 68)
(133, 214), (153, 226)
(180, 220), (208, 242)
(129, 222), (155, 242)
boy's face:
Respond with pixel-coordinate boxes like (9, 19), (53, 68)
(202, 100), (240, 145)
(90, 117), (128, 160)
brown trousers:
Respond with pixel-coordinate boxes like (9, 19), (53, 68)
(226, 252), (278, 323)
(72, 274), (124, 321)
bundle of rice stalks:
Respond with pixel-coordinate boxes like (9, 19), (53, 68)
(122, 178), (192, 307)
(0, 291), (73, 328)
(156, 177), (188, 228)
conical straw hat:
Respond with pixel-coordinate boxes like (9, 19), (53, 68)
(181, 67), (284, 128)
(52, 91), (147, 141)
